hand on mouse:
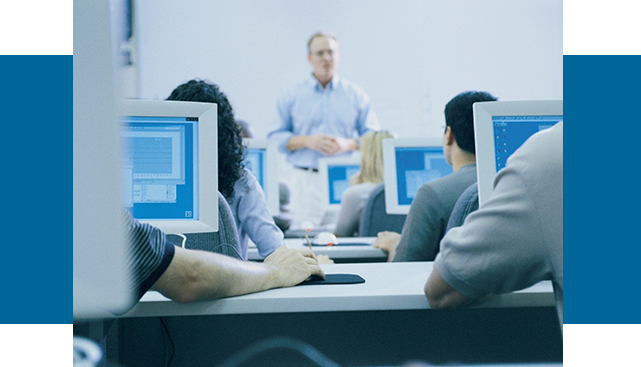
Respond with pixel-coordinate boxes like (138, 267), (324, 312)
(263, 246), (325, 287)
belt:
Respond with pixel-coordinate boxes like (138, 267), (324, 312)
(295, 166), (319, 173)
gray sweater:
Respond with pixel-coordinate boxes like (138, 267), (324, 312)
(436, 123), (563, 326)
(392, 163), (477, 262)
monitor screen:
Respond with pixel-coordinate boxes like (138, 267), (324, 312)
(120, 100), (218, 234)
(492, 115), (562, 171)
(245, 148), (265, 187)
(242, 139), (279, 215)
(474, 100), (563, 205)
(122, 116), (196, 219)
(318, 156), (361, 208)
(383, 138), (451, 214)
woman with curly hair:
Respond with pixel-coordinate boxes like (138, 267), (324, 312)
(167, 79), (282, 259)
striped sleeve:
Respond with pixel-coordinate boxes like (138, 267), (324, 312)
(123, 210), (175, 300)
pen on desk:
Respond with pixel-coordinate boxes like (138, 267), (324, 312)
(305, 234), (314, 255)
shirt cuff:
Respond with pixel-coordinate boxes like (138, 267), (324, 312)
(270, 131), (294, 153)
(136, 240), (176, 300)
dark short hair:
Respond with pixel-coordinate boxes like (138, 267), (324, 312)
(444, 91), (498, 154)
(167, 79), (244, 199)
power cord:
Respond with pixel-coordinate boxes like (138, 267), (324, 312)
(171, 233), (187, 248)
(217, 336), (343, 367)
(158, 317), (175, 367)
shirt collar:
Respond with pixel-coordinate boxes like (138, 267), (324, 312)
(307, 73), (340, 91)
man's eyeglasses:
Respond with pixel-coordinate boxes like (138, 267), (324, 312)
(312, 49), (336, 58)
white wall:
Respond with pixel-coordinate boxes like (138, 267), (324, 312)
(135, 0), (562, 140)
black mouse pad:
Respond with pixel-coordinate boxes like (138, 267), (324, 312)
(297, 273), (365, 286)
(307, 241), (372, 247)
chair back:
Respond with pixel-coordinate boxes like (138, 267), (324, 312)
(167, 192), (242, 259)
(358, 183), (407, 236)
(445, 183), (479, 233)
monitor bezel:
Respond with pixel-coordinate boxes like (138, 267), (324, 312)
(383, 137), (445, 215)
(242, 138), (280, 215)
(74, 1), (133, 317)
(318, 156), (362, 209)
(119, 99), (218, 234)
(473, 100), (563, 206)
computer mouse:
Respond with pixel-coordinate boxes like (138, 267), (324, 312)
(312, 231), (338, 246)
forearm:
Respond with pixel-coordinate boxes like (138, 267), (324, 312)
(424, 267), (474, 310)
(286, 135), (310, 152)
(152, 247), (279, 303)
(287, 135), (358, 154)
(192, 252), (280, 299)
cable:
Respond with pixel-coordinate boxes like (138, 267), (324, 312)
(172, 233), (187, 248)
(158, 317), (175, 367)
(217, 336), (343, 367)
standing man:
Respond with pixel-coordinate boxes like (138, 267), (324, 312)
(268, 32), (379, 227)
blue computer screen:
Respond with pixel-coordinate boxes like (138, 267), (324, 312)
(121, 116), (198, 220)
(328, 164), (361, 204)
(244, 148), (265, 192)
(492, 115), (562, 171)
(395, 147), (452, 205)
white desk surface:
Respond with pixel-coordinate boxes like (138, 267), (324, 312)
(248, 237), (387, 261)
(122, 262), (555, 318)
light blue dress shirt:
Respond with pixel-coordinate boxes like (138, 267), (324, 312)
(268, 74), (379, 169)
(227, 169), (283, 260)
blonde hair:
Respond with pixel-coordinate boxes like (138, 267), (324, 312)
(353, 130), (395, 185)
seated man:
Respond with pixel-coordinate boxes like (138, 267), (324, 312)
(125, 210), (324, 306)
(373, 91), (497, 261)
(425, 122), (563, 328)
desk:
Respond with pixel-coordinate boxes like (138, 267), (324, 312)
(123, 262), (554, 318)
(111, 262), (562, 366)
(248, 237), (388, 263)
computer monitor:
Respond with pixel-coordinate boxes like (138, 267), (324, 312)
(119, 99), (218, 234)
(242, 138), (279, 215)
(474, 100), (563, 206)
(318, 156), (362, 209)
(383, 138), (453, 215)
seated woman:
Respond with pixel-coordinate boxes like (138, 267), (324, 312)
(167, 80), (282, 260)
(334, 130), (395, 237)
(236, 119), (293, 233)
